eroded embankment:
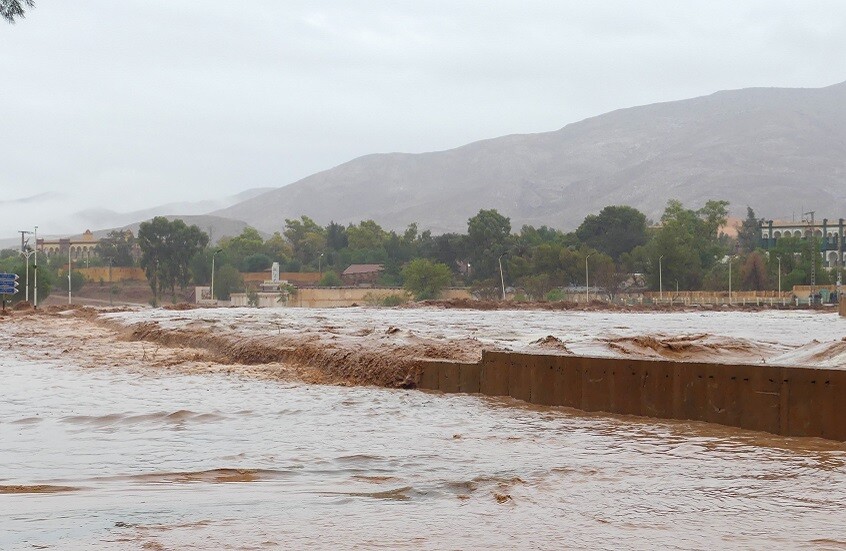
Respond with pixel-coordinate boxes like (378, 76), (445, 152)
(109, 317), (483, 388)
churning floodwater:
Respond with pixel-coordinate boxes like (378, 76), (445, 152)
(3, 357), (846, 550)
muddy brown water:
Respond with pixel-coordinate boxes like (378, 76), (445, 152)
(2, 357), (846, 550)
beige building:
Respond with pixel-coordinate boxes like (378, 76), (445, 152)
(37, 230), (98, 263)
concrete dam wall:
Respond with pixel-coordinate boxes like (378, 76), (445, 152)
(416, 351), (846, 441)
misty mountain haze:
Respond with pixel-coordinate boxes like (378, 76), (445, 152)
(0, 189), (269, 249)
(214, 81), (846, 234)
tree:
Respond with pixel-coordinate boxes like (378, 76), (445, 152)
(401, 258), (452, 300)
(325, 221), (348, 251)
(347, 219), (388, 250)
(737, 207), (762, 254)
(588, 253), (618, 299)
(697, 200), (730, 242)
(242, 253), (272, 272)
(219, 227), (264, 270)
(1, 0), (33, 23)
(189, 249), (214, 286)
(284, 216), (326, 266)
(518, 274), (552, 300)
(57, 269), (86, 293)
(741, 251), (768, 290)
(138, 217), (209, 303)
(643, 199), (731, 291)
(214, 264), (244, 301)
(263, 232), (293, 263)
(94, 230), (136, 267)
(575, 205), (648, 261)
(467, 209), (511, 279)
(470, 278), (501, 300)
(419, 233), (467, 275)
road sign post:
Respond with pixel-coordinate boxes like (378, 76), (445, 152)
(0, 273), (19, 312)
(0, 273), (20, 294)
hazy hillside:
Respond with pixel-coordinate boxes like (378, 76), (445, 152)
(73, 187), (273, 232)
(86, 215), (262, 245)
(214, 81), (846, 233)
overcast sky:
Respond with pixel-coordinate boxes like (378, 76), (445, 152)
(2, 1), (846, 238)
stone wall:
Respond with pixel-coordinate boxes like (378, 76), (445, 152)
(416, 351), (846, 441)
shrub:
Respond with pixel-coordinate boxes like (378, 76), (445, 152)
(319, 271), (342, 287)
(401, 259), (452, 300)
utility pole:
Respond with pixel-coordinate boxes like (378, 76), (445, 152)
(585, 253), (594, 303)
(803, 211), (816, 304)
(68, 244), (72, 305)
(210, 249), (222, 303)
(498, 253), (507, 301)
(658, 255), (664, 303)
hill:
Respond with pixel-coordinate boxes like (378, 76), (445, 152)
(213, 81), (846, 233)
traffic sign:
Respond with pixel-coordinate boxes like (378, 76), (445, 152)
(0, 273), (19, 295)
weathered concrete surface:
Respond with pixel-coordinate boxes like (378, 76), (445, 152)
(416, 351), (846, 441)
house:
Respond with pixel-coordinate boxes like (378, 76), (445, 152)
(341, 264), (384, 286)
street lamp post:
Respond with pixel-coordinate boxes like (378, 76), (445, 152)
(777, 256), (782, 296)
(18, 230), (33, 302)
(68, 244), (72, 305)
(585, 253), (595, 303)
(728, 256), (733, 304)
(24, 252), (29, 302)
(498, 253), (507, 301)
(33, 225), (38, 308)
(107, 258), (114, 306)
(210, 249), (222, 303)
(318, 252), (324, 274)
(658, 254), (664, 303)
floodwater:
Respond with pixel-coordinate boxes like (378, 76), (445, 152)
(3, 357), (846, 550)
(105, 307), (846, 367)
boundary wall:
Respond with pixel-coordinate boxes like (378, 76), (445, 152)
(416, 351), (846, 441)
(79, 267), (146, 282)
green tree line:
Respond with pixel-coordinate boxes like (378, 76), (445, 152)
(3, 202), (841, 304)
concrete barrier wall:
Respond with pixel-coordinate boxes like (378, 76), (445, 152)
(416, 352), (846, 441)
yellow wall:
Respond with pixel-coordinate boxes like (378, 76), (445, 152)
(241, 272), (322, 284)
(230, 287), (473, 308)
(79, 267), (146, 282)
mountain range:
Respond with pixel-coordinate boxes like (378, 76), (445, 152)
(5, 81), (845, 249)
(214, 80), (846, 234)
